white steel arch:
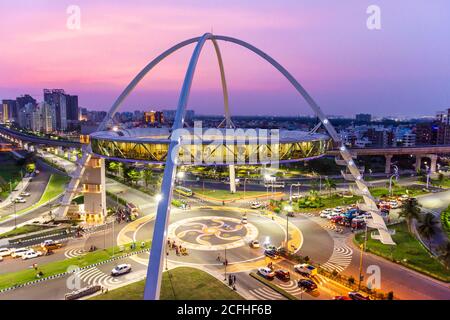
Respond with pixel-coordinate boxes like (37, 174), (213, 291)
(90, 33), (394, 300)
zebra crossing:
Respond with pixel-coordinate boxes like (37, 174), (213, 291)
(298, 212), (316, 218)
(277, 280), (306, 296)
(76, 267), (121, 287)
(321, 237), (353, 273)
(249, 287), (284, 300)
(64, 248), (85, 259)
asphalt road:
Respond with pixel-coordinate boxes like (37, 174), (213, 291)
(0, 164), (51, 217)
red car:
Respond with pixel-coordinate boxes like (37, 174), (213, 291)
(275, 269), (290, 281)
(348, 291), (370, 300)
(333, 296), (351, 300)
(330, 216), (343, 224)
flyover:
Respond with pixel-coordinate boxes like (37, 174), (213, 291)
(327, 145), (450, 173)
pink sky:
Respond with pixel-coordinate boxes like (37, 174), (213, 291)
(0, 0), (449, 117)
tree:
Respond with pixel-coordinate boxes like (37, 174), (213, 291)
(324, 177), (337, 197)
(417, 213), (438, 249)
(108, 161), (122, 177)
(142, 169), (153, 189)
(126, 168), (141, 185)
(437, 242), (450, 270)
(26, 163), (36, 173)
(399, 198), (422, 233)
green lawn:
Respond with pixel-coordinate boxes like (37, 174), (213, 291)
(90, 267), (243, 300)
(441, 206), (450, 238)
(370, 185), (427, 198)
(193, 188), (269, 200)
(355, 222), (450, 282)
(0, 224), (49, 239)
(0, 241), (151, 290)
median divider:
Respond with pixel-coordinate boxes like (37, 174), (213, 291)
(249, 272), (298, 300)
(0, 247), (150, 294)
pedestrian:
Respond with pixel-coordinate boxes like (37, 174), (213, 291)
(228, 275), (232, 286)
(217, 254), (221, 262)
(233, 275), (236, 284)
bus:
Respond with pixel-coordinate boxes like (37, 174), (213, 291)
(174, 186), (193, 197)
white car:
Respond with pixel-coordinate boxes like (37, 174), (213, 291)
(0, 248), (12, 257)
(241, 217), (248, 224)
(327, 212), (341, 220)
(250, 202), (262, 209)
(111, 264), (132, 276)
(333, 206), (344, 213)
(258, 267), (275, 279)
(20, 192), (31, 197)
(14, 197), (26, 203)
(320, 209), (333, 218)
(11, 248), (30, 258)
(389, 200), (399, 209)
(249, 240), (260, 248)
(22, 250), (43, 260)
(294, 263), (318, 276)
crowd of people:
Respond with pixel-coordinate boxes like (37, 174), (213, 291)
(167, 238), (188, 256)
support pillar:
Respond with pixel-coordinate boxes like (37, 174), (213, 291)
(229, 164), (236, 193)
(82, 156), (107, 224)
(385, 155), (393, 174)
(415, 155), (422, 172)
(429, 154), (438, 174)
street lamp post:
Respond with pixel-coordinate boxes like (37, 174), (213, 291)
(358, 243), (364, 290)
(283, 205), (292, 252)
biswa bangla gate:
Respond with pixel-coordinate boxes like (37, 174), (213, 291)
(68, 33), (395, 300)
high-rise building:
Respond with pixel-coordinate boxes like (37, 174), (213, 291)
(16, 94), (36, 121)
(1, 100), (17, 122)
(66, 94), (79, 121)
(355, 113), (372, 123)
(44, 89), (67, 131)
(144, 110), (164, 124)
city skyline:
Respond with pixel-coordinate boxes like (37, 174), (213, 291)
(0, 1), (449, 117)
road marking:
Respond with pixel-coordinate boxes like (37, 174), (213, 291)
(76, 267), (121, 288)
(249, 287), (284, 300)
(64, 248), (85, 259)
(321, 237), (353, 273)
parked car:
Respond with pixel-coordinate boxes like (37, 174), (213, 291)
(22, 250), (43, 260)
(11, 248), (30, 258)
(275, 269), (290, 281)
(249, 240), (260, 248)
(0, 248), (12, 257)
(320, 209), (333, 218)
(348, 291), (370, 300)
(258, 267), (275, 279)
(389, 200), (399, 209)
(333, 206), (344, 213)
(264, 249), (280, 259)
(298, 279), (318, 291)
(351, 219), (366, 229)
(111, 264), (132, 276)
(294, 264), (317, 276)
